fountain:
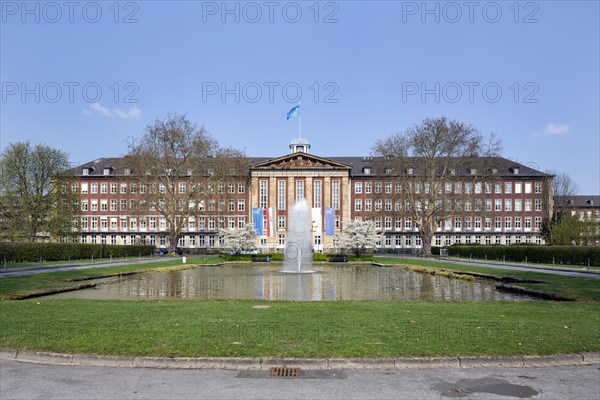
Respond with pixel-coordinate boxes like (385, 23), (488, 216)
(282, 198), (314, 273)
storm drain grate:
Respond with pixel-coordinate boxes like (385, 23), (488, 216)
(270, 367), (301, 377)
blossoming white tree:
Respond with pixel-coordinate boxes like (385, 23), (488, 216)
(334, 219), (380, 256)
(219, 224), (257, 254)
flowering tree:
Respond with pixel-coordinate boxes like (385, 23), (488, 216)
(219, 224), (257, 254)
(334, 219), (380, 256)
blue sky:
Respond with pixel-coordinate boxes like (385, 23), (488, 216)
(1, 1), (599, 193)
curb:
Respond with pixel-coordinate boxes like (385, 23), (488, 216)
(2, 349), (599, 370)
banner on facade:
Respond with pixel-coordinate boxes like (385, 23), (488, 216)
(252, 208), (263, 236)
(325, 207), (335, 236)
(266, 208), (275, 237)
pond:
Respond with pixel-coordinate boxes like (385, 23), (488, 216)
(44, 264), (539, 302)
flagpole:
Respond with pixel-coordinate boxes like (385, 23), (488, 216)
(298, 101), (301, 139)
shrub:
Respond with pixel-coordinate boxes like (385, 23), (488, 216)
(0, 242), (155, 263)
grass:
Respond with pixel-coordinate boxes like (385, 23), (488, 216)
(0, 256), (157, 269)
(1, 300), (598, 358)
(376, 257), (600, 301)
(445, 255), (600, 270)
(0, 256), (222, 299)
(1, 256), (598, 358)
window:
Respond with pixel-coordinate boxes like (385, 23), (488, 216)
(495, 183), (502, 194)
(465, 200), (472, 211)
(238, 183), (245, 193)
(110, 183), (117, 194)
(218, 183), (225, 194)
(505, 199), (512, 212)
(465, 217), (472, 230)
(475, 217), (482, 229)
(525, 200), (532, 212)
(91, 200), (98, 212)
(455, 217), (462, 229)
(375, 199), (382, 211)
(485, 199), (492, 211)
(91, 183), (98, 194)
(385, 199), (392, 211)
(259, 181), (268, 209)
(535, 217), (542, 230)
(485, 218), (491, 229)
(110, 199), (117, 211)
(355, 182), (362, 194)
(365, 199), (372, 211)
(525, 217), (532, 229)
(332, 180), (340, 210)
(278, 216), (286, 229)
(277, 180), (286, 210)
(81, 183), (88, 194)
(514, 199), (522, 212)
(515, 217), (522, 229)
(525, 183), (532, 194)
(445, 182), (452, 194)
(295, 180), (304, 201)
(515, 182), (522, 194)
(534, 182), (542, 194)
(385, 183), (392, 194)
(535, 199), (542, 211)
(228, 183), (235, 194)
(485, 182), (491, 194)
(314, 180), (322, 208)
(465, 183), (472, 194)
(365, 183), (372, 194)
(103, 168), (111, 176)
(504, 182), (512, 194)
(495, 199), (502, 211)
(405, 218), (412, 229)
(355, 199), (362, 211)
(179, 183), (186, 194)
(81, 200), (88, 211)
(395, 183), (401, 193)
(475, 182), (482, 194)
(454, 182), (461, 194)
(495, 217), (502, 229)
(228, 200), (235, 212)
(238, 200), (245, 212)
(505, 217), (512, 229)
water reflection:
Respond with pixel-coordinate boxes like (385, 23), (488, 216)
(45, 264), (538, 302)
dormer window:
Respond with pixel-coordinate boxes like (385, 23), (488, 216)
(450, 169), (456, 176)
(490, 168), (498, 175)
(82, 168), (90, 176)
(363, 167), (371, 175)
(511, 167), (520, 175)
(103, 167), (112, 176)
(406, 168), (413, 175)
(124, 168), (131, 176)
(386, 168), (393, 175)
(469, 168), (477, 175)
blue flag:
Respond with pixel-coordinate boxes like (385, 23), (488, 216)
(252, 208), (263, 236)
(286, 105), (300, 120)
(325, 207), (335, 236)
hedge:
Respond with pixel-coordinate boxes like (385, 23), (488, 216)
(440, 245), (600, 267)
(0, 242), (155, 263)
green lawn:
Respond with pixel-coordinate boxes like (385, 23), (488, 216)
(1, 256), (598, 358)
(1, 300), (598, 358)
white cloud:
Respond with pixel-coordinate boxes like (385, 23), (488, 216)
(531, 123), (571, 136)
(84, 102), (142, 119)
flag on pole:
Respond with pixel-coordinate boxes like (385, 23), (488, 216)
(325, 208), (335, 236)
(286, 105), (300, 120)
(252, 208), (263, 236)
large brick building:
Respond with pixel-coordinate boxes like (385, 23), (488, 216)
(70, 138), (554, 252)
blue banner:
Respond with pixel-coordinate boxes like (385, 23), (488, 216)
(252, 208), (263, 236)
(325, 207), (335, 236)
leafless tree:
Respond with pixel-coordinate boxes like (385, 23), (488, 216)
(372, 116), (502, 255)
(126, 114), (245, 253)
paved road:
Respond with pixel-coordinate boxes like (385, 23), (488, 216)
(0, 257), (189, 278)
(1, 359), (599, 399)
(390, 255), (600, 279)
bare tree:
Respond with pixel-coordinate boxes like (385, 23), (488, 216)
(549, 171), (579, 209)
(126, 114), (245, 253)
(0, 142), (77, 241)
(372, 116), (502, 255)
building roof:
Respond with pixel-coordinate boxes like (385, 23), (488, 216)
(554, 195), (600, 209)
(70, 155), (551, 179)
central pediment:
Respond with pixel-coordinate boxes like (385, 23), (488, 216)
(250, 153), (352, 171)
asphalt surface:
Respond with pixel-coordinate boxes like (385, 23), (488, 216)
(1, 358), (599, 400)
